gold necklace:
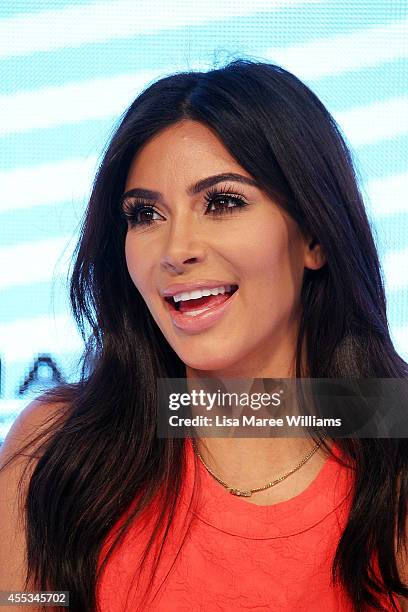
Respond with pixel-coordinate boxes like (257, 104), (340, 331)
(191, 438), (323, 497)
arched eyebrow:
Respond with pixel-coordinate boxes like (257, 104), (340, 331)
(121, 172), (260, 202)
(187, 173), (259, 195)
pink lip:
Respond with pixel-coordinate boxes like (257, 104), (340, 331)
(165, 287), (239, 333)
(161, 280), (238, 297)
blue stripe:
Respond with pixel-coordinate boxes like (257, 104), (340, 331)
(0, 267), (406, 328)
(0, 0), (99, 20)
(387, 289), (408, 334)
(0, 0), (404, 94)
(309, 60), (408, 113)
(0, 118), (111, 171)
(2, 198), (407, 263)
(353, 133), (408, 182)
(0, 273), (406, 338)
(387, 287), (408, 328)
(0, 199), (83, 247)
(0, 189), (407, 261)
(0, 281), (70, 324)
(374, 213), (408, 255)
(1, 126), (407, 187)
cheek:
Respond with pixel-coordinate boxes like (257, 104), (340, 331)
(240, 227), (288, 282)
(241, 226), (303, 316)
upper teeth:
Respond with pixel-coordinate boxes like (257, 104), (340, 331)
(172, 284), (233, 303)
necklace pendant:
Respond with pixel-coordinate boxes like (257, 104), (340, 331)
(228, 488), (252, 497)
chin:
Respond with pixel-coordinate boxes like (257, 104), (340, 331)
(178, 351), (241, 375)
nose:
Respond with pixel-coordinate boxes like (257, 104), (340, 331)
(160, 213), (206, 274)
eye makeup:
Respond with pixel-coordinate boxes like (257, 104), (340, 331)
(121, 183), (251, 229)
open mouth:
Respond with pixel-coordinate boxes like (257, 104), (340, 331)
(164, 284), (239, 313)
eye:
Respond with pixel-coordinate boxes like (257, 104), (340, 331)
(121, 201), (164, 228)
(121, 184), (250, 229)
(203, 185), (249, 216)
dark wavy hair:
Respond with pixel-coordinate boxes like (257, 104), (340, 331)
(2, 59), (408, 611)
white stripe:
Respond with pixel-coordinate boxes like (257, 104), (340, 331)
(0, 400), (27, 418)
(0, 157), (407, 223)
(0, 70), (161, 136)
(364, 172), (408, 218)
(1, 424), (12, 439)
(1, 62), (407, 142)
(0, 313), (83, 362)
(1, 221), (407, 293)
(384, 248), (408, 291)
(266, 18), (408, 79)
(0, 314), (406, 379)
(0, 401), (27, 441)
(3, 233), (406, 294)
(334, 97), (408, 147)
(1, 229), (408, 294)
(0, 157), (97, 213)
(0, 0), (320, 59)
(0, 401), (28, 432)
(0, 237), (73, 289)
(0, 398), (26, 426)
(390, 325), (408, 362)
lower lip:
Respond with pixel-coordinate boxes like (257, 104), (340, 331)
(166, 289), (239, 333)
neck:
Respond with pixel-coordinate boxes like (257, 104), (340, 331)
(184, 338), (320, 504)
(191, 436), (326, 506)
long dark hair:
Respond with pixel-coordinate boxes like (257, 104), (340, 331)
(2, 59), (408, 611)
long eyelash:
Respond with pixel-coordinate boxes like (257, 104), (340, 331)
(121, 185), (249, 228)
(121, 198), (159, 227)
(203, 184), (249, 215)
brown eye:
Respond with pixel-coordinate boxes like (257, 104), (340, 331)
(205, 194), (247, 214)
(122, 203), (163, 227)
(203, 187), (249, 216)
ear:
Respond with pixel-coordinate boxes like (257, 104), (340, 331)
(304, 237), (326, 271)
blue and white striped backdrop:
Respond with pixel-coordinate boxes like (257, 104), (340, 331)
(0, 0), (407, 440)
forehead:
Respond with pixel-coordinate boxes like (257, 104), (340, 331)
(125, 120), (252, 189)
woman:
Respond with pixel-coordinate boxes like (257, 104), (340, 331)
(1, 59), (408, 611)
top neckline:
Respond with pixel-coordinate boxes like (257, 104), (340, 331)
(180, 437), (354, 539)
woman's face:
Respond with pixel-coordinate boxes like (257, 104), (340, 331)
(123, 120), (324, 377)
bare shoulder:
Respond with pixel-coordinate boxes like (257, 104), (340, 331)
(0, 398), (71, 490)
(0, 399), (70, 611)
(0, 397), (69, 490)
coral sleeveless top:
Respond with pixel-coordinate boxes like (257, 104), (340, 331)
(96, 439), (400, 611)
